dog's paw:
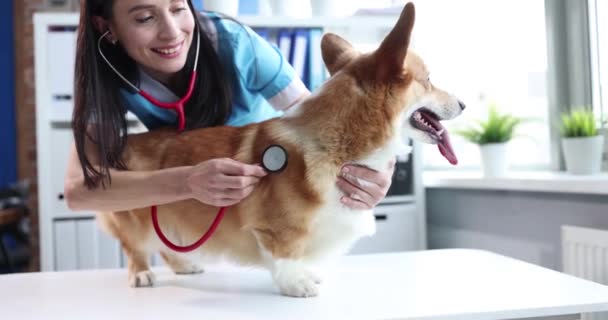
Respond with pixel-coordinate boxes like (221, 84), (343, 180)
(173, 264), (204, 275)
(276, 270), (320, 298)
(129, 270), (156, 288)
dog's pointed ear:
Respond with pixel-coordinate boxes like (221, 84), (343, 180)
(321, 33), (357, 76)
(375, 2), (416, 78)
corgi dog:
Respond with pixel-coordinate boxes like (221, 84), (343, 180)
(98, 2), (463, 298)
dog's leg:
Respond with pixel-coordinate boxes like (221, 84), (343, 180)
(159, 251), (204, 275)
(254, 230), (321, 298)
(123, 244), (155, 287)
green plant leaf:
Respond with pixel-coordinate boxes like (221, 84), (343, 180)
(453, 104), (521, 145)
(560, 108), (598, 138)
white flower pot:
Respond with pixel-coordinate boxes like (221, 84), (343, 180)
(561, 135), (604, 175)
(203, 0), (239, 16)
(479, 143), (508, 177)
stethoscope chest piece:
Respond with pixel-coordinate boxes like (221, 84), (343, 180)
(262, 145), (288, 173)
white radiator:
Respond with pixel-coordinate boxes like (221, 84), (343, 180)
(562, 225), (608, 320)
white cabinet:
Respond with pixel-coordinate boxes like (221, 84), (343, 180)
(53, 218), (122, 271)
(48, 126), (74, 216)
(34, 14), (133, 271)
(351, 202), (421, 254)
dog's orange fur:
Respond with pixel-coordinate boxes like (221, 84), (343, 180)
(97, 3), (462, 296)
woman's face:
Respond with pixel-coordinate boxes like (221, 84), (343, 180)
(108, 0), (195, 83)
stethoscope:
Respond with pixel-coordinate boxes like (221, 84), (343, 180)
(98, 30), (288, 252)
(98, 29), (201, 131)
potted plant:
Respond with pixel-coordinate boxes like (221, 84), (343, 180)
(455, 104), (521, 177)
(560, 108), (604, 175)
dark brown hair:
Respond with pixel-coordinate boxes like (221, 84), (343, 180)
(73, 0), (232, 189)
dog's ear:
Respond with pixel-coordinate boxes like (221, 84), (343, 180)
(375, 2), (415, 79)
(321, 33), (357, 76)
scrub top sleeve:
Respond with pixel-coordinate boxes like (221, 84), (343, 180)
(234, 25), (308, 111)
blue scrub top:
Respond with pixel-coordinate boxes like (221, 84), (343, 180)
(120, 12), (305, 130)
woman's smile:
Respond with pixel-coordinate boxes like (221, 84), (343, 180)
(151, 39), (185, 59)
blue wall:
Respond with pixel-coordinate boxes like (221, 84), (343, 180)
(0, 0), (16, 189)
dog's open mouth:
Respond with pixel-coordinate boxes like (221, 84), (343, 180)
(410, 109), (458, 165)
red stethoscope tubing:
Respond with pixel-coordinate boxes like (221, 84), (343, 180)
(137, 71), (197, 131)
(151, 205), (227, 253)
(144, 72), (228, 253)
(98, 29), (227, 253)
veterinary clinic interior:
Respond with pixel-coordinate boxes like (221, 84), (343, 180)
(1, 0), (608, 319)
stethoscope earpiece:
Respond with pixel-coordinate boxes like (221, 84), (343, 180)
(262, 145), (288, 173)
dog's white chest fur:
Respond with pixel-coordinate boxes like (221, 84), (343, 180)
(304, 133), (410, 261)
(305, 189), (376, 261)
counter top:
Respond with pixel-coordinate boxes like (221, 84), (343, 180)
(2, 249), (608, 319)
(424, 170), (608, 195)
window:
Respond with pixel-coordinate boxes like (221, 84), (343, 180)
(589, 0), (607, 123)
(408, 0), (550, 170)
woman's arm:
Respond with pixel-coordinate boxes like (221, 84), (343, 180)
(64, 130), (266, 212)
(64, 141), (193, 212)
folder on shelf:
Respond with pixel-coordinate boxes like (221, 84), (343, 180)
(253, 27), (270, 41)
(252, 27), (278, 47)
(266, 30), (279, 47)
(307, 28), (326, 91)
(291, 29), (310, 88)
(277, 28), (294, 65)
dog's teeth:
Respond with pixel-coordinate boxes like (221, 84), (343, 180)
(437, 129), (445, 136)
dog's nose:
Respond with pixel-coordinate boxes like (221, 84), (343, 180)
(458, 100), (466, 111)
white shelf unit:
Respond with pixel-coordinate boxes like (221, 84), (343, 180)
(34, 13), (141, 272)
(34, 12), (425, 272)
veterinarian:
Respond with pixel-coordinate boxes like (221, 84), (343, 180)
(64, 0), (395, 213)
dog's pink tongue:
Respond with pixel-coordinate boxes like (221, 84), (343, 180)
(438, 130), (458, 165)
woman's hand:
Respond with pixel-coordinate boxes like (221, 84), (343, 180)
(336, 158), (396, 210)
(186, 158), (267, 207)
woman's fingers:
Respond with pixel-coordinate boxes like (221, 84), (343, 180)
(339, 196), (372, 210)
(208, 198), (241, 208)
(216, 158), (267, 177)
(210, 184), (256, 201)
(336, 178), (374, 210)
(337, 160), (396, 209)
(341, 165), (391, 189)
(188, 158), (267, 207)
(209, 175), (262, 189)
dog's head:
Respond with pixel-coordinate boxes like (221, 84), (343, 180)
(320, 2), (463, 165)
